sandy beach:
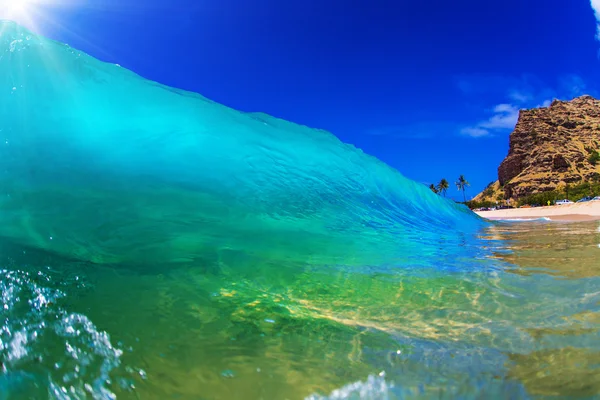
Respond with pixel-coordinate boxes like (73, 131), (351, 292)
(475, 201), (600, 221)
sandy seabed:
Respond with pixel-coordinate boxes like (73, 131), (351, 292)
(475, 201), (600, 222)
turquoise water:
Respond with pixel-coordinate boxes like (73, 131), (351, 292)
(1, 21), (600, 399)
(0, 21), (480, 269)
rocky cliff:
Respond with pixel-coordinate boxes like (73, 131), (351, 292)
(478, 95), (600, 201)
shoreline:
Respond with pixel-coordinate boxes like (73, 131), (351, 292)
(474, 202), (600, 222)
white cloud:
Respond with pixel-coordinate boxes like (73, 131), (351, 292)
(508, 90), (531, 104)
(460, 127), (490, 138)
(461, 103), (519, 138)
(480, 104), (520, 129)
(591, 0), (600, 40)
(492, 104), (513, 113)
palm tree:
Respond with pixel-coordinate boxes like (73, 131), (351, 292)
(455, 175), (470, 202)
(437, 178), (449, 197)
(429, 183), (438, 194)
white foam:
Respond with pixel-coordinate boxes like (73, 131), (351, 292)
(0, 268), (123, 399)
(7, 330), (28, 361)
(496, 217), (552, 222)
(305, 375), (392, 400)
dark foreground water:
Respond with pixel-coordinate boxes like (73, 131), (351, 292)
(0, 219), (599, 400)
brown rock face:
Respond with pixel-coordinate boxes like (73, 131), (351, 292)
(496, 95), (600, 199)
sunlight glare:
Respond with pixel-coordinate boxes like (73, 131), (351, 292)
(1, 0), (36, 24)
(1, 0), (85, 30)
(0, 0), (71, 35)
(8, 0), (32, 12)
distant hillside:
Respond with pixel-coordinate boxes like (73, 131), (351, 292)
(475, 95), (600, 203)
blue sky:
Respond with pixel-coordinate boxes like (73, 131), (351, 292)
(3, 0), (600, 199)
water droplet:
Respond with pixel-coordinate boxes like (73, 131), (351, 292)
(221, 369), (235, 378)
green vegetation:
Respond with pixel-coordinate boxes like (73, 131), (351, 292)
(585, 146), (600, 165)
(455, 175), (470, 202)
(517, 181), (600, 206)
(464, 199), (496, 209)
(482, 181), (495, 197)
(516, 191), (561, 207)
(437, 178), (449, 197)
(430, 176), (469, 200)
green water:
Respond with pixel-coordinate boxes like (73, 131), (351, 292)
(1, 220), (599, 399)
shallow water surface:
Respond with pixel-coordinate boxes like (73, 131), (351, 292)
(1, 220), (599, 399)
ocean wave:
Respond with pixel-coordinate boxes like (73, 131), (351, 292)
(0, 21), (485, 269)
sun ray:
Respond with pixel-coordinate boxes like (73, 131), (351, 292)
(1, 0), (83, 33)
(1, 0), (43, 33)
(0, 0), (105, 125)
